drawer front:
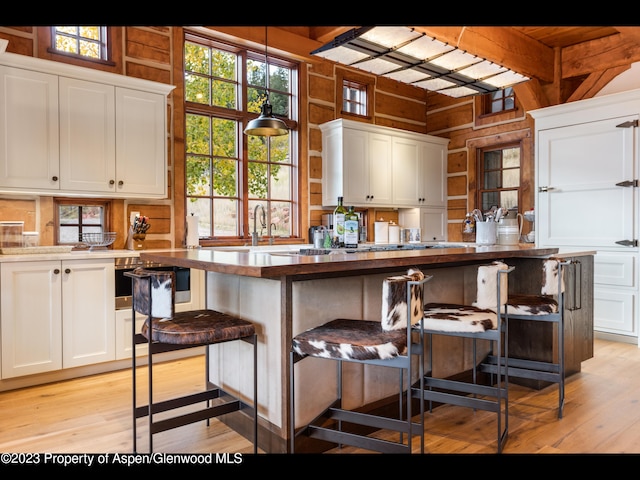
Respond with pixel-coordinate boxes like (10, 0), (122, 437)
(594, 285), (636, 336)
(594, 252), (635, 287)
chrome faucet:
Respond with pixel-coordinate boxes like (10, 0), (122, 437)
(252, 204), (266, 246)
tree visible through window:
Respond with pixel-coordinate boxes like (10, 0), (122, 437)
(52, 27), (107, 60)
(184, 34), (297, 240)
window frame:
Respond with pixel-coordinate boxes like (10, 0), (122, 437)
(183, 31), (299, 244)
(54, 198), (112, 248)
(476, 142), (522, 213)
(336, 67), (373, 121)
(44, 26), (116, 68)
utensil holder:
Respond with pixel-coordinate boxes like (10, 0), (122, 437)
(127, 227), (146, 250)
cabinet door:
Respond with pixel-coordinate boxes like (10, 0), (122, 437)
(1, 261), (62, 378)
(59, 77), (116, 193)
(419, 140), (447, 207)
(62, 259), (115, 368)
(420, 207), (447, 242)
(342, 127), (370, 205)
(115, 88), (167, 196)
(538, 115), (636, 248)
(392, 136), (421, 206)
(368, 132), (393, 205)
(0, 66), (60, 190)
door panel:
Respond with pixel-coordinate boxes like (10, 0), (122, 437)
(538, 115), (636, 248)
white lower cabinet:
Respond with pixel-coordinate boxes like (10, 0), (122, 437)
(1, 259), (115, 378)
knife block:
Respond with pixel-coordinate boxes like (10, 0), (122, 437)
(127, 227), (146, 250)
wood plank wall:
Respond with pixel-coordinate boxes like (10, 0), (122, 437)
(0, 26), (536, 246)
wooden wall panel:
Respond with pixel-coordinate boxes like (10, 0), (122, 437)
(448, 151), (467, 174)
(125, 27), (172, 65)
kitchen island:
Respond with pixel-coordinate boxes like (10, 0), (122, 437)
(140, 244), (593, 453)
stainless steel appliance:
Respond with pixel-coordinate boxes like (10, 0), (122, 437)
(114, 257), (191, 310)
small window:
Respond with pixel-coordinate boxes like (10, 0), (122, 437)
(55, 199), (111, 246)
(52, 26), (107, 60)
(477, 144), (521, 212)
(482, 87), (515, 115)
(342, 80), (367, 116)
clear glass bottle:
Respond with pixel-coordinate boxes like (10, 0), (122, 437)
(333, 196), (346, 247)
(344, 206), (359, 248)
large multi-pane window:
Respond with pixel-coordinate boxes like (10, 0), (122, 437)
(184, 34), (297, 240)
(51, 27), (107, 60)
(477, 144), (521, 212)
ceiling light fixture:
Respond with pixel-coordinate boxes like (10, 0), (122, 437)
(244, 26), (289, 137)
(311, 26), (530, 98)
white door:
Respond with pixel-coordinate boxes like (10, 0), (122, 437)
(538, 115), (637, 248)
(419, 140), (447, 208)
(62, 259), (115, 368)
(115, 88), (166, 196)
(59, 77), (116, 193)
(1, 261), (62, 378)
(368, 132), (393, 205)
(0, 66), (60, 191)
(392, 136), (420, 206)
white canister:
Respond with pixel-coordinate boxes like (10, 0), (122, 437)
(476, 221), (497, 245)
(374, 221), (389, 243)
(497, 215), (523, 245)
(388, 224), (400, 244)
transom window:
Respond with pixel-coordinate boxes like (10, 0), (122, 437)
(55, 199), (111, 246)
(184, 33), (297, 240)
(477, 144), (521, 212)
(52, 27), (107, 60)
(342, 80), (367, 116)
(483, 87), (516, 114)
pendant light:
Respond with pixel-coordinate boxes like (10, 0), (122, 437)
(244, 27), (289, 137)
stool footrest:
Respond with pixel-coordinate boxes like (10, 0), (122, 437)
(150, 400), (243, 434)
(414, 377), (507, 413)
(482, 355), (562, 383)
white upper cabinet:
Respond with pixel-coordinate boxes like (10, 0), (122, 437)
(115, 87), (167, 196)
(320, 118), (448, 208)
(59, 77), (116, 193)
(0, 66), (60, 190)
(0, 52), (174, 198)
(392, 136), (447, 207)
(322, 120), (393, 206)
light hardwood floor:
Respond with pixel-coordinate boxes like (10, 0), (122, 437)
(1, 337), (639, 454)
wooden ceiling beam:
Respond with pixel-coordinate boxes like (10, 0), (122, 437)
(412, 26), (555, 83)
(562, 32), (640, 78)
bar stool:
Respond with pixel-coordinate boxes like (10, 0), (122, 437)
(483, 258), (569, 418)
(290, 269), (432, 454)
(415, 261), (513, 453)
(126, 267), (258, 453)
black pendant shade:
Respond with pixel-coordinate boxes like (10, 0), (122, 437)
(244, 101), (289, 136)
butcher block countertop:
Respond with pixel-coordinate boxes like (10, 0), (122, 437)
(139, 243), (563, 278)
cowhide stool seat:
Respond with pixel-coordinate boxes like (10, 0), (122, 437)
(415, 261), (513, 453)
(125, 268), (258, 453)
(483, 258), (569, 419)
(289, 269), (432, 454)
